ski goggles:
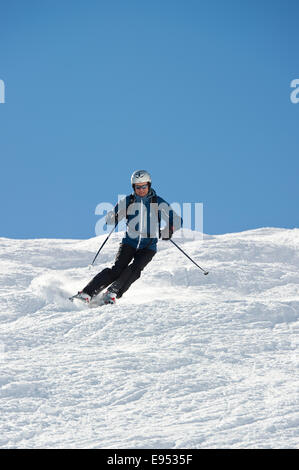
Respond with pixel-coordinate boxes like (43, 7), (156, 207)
(134, 184), (149, 190)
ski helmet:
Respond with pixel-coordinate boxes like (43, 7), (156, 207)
(131, 170), (151, 187)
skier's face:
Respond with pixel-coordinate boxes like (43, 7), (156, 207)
(134, 183), (149, 196)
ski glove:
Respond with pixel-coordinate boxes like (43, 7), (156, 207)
(161, 225), (174, 240)
(105, 210), (117, 225)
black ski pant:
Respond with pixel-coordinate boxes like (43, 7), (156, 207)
(83, 243), (156, 299)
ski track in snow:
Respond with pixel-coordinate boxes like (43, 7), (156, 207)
(0, 228), (298, 448)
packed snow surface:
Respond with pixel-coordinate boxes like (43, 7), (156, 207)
(0, 228), (298, 449)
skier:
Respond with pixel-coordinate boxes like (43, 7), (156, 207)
(74, 170), (182, 305)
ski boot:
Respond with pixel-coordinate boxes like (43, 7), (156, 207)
(102, 290), (117, 305)
(69, 291), (92, 304)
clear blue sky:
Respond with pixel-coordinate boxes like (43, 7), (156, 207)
(0, 0), (298, 238)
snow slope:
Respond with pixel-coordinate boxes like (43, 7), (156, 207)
(0, 228), (298, 449)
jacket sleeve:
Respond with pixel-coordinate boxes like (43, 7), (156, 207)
(157, 196), (183, 233)
(105, 196), (130, 225)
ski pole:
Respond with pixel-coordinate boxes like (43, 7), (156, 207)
(90, 222), (118, 267)
(169, 238), (209, 275)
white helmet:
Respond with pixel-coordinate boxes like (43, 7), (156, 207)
(131, 170), (151, 186)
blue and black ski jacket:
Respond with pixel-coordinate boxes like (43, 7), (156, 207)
(107, 188), (182, 252)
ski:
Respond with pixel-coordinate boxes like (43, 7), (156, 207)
(68, 293), (84, 303)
